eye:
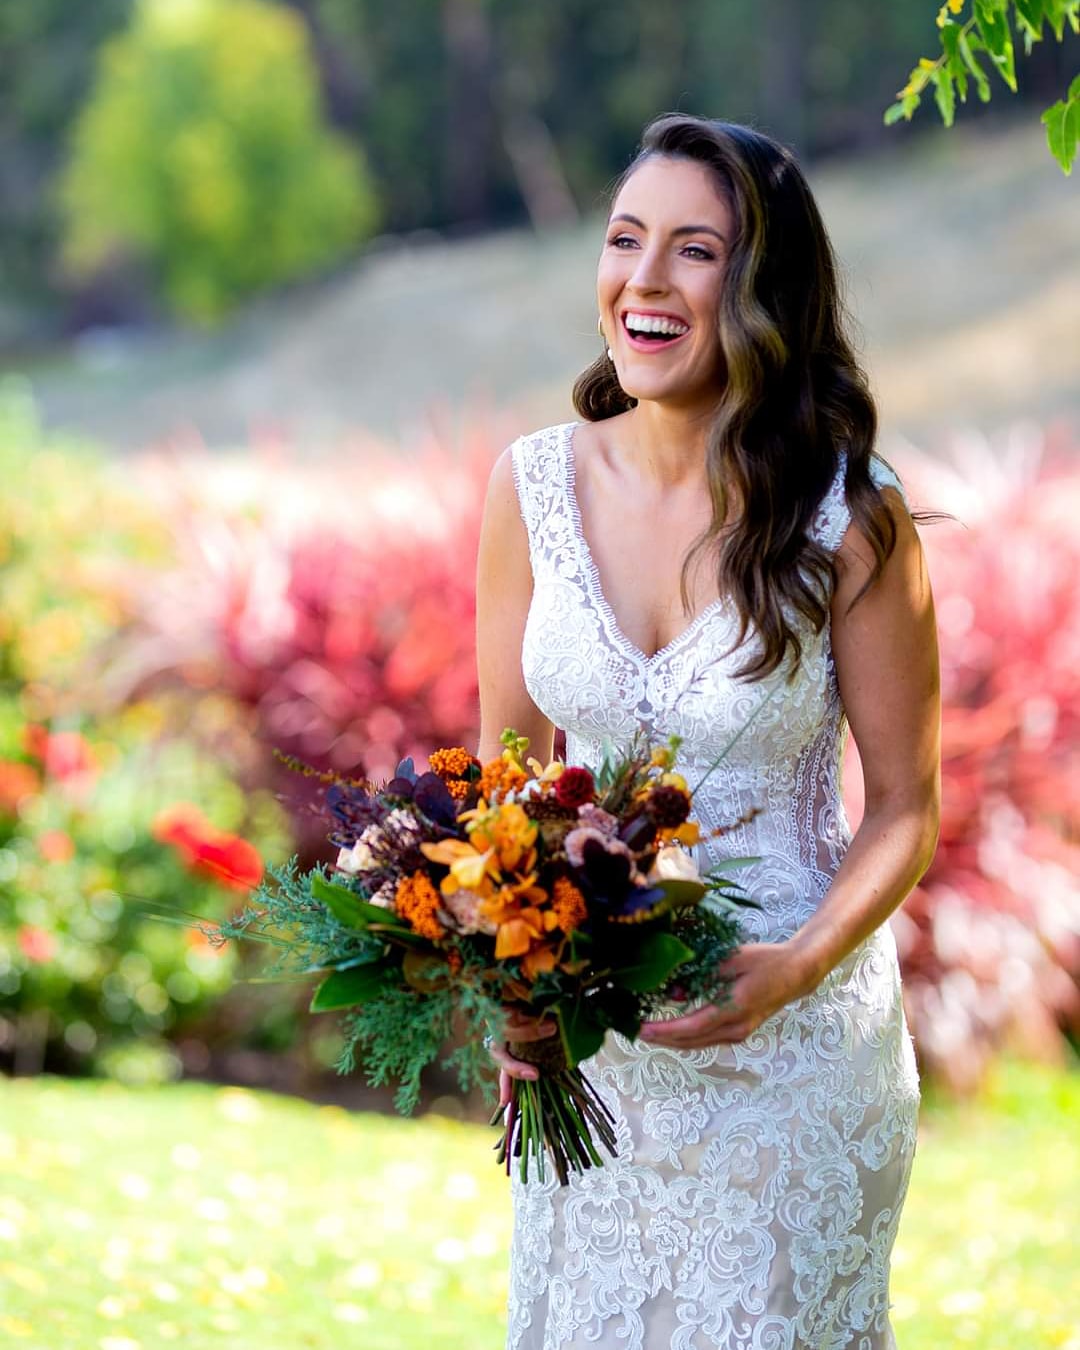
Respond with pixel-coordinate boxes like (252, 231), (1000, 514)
(606, 233), (638, 248)
(682, 243), (715, 261)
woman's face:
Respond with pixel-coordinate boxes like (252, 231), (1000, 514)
(597, 154), (733, 411)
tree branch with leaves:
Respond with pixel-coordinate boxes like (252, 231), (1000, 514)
(886, 0), (1079, 174)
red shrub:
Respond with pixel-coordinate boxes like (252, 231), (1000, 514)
(862, 427), (1080, 1089)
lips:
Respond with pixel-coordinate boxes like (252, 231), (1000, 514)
(619, 310), (691, 352)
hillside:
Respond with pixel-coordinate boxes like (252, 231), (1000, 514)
(16, 117), (1080, 457)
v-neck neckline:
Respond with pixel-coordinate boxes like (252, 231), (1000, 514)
(562, 420), (729, 667)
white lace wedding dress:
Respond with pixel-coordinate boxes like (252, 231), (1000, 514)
(505, 420), (921, 1350)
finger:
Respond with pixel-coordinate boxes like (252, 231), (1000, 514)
(499, 1070), (511, 1108)
(489, 1044), (540, 1080)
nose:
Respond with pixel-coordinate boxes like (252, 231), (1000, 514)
(626, 241), (669, 295)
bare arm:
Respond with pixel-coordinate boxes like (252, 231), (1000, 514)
(785, 486), (941, 987)
(475, 444), (556, 764)
(476, 444), (558, 1093)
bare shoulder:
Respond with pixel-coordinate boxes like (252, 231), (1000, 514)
(834, 485), (919, 593)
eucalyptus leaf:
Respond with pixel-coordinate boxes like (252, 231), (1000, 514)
(614, 932), (694, 994)
(311, 872), (407, 929)
(556, 999), (606, 1067)
(652, 877), (707, 909)
(310, 963), (394, 1012)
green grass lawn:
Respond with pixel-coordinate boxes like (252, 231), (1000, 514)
(1, 1060), (1077, 1350)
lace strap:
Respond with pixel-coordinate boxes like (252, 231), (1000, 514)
(509, 422), (573, 569)
(811, 452), (908, 554)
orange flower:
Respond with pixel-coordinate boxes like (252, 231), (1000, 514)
(445, 778), (472, 801)
(420, 838), (498, 894)
(152, 803), (264, 892)
(551, 877), (587, 933)
(478, 756), (528, 801)
(394, 871), (446, 941)
(657, 820), (701, 847)
(428, 746), (477, 780)
(466, 802), (538, 874)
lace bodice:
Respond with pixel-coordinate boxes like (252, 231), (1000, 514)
(510, 419), (906, 941)
(504, 421), (920, 1350)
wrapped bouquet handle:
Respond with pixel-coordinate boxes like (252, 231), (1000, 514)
(493, 1029), (620, 1185)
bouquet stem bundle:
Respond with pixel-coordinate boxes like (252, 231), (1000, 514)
(492, 1036), (619, 1185)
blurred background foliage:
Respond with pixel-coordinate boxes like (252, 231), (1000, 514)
(1, 0), (1076, 339)
(0, 0), (1076, 1104)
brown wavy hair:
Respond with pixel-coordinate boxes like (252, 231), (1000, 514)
(573, 114), (900, 681)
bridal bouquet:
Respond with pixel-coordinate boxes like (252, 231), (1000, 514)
(202, 729), (758, 1185)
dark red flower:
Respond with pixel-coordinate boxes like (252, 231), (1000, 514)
(554, 767), (595, 809)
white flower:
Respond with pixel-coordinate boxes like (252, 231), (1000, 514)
(385, 809), (423, 839)
(335, 823), (383, 874)
(648, 844), (701, 884)
(368, 881), (397, 910)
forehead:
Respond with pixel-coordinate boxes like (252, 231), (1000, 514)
(610, 155), (730, 227)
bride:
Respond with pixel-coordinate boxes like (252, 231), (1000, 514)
(474, 114), (941, 1350)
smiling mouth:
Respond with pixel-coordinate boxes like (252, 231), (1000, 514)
(620, 313), (691, 350)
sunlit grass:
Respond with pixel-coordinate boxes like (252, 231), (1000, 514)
(1, 1060), (1077, 1349)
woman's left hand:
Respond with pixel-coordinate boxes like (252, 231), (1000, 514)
(638, 941), (817, 1049)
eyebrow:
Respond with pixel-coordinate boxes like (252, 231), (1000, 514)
(608, 212), (728, 244)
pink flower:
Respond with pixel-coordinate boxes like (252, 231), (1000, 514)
(565, 826), (634, 870)
(576, 804), (619, 836)
(18, 926), (56, 964)
(440, 887), (497, 935)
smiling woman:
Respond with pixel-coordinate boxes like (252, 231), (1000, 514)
(476, 113), (940, 1350)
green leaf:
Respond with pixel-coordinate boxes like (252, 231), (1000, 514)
(1043, 0), (1067, 39)
(883, 101), (910, 125)
(959, 32), (993, 100)
(311, 872), (406, 930)
(1070, 73), (1080, 102)
(651, 878), (707, 909)
(941, 24), (970, 100)
(1042, 97), (1079, 173)
(613, 932), (695, 994)
(310, 963), (394, 1011)
(1043, 98), (1067, 171)
(556, 999), (606, 1067)
(975, 4), (1017, 88)
(707, 856), (761, 873)
(933, 66), (957, 125)
(1013, 0), (1045, 38)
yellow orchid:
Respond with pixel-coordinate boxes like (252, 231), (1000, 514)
(526, 755), (565, 782)
(467, 801), (538, 874)
(419, 838), (498, 895)
(658, 819), (701, 847)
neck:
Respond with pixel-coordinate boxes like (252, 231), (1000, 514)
(622, 398), (719, 489)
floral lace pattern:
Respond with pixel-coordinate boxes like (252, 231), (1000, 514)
(505, 422), (920, 1350)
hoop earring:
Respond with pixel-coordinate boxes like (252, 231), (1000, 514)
(597, 315), (604, 339)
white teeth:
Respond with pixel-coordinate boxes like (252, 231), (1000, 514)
(624, 313), (689, 337)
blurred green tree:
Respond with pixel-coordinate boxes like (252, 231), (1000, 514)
(58, 0), (379, 322)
